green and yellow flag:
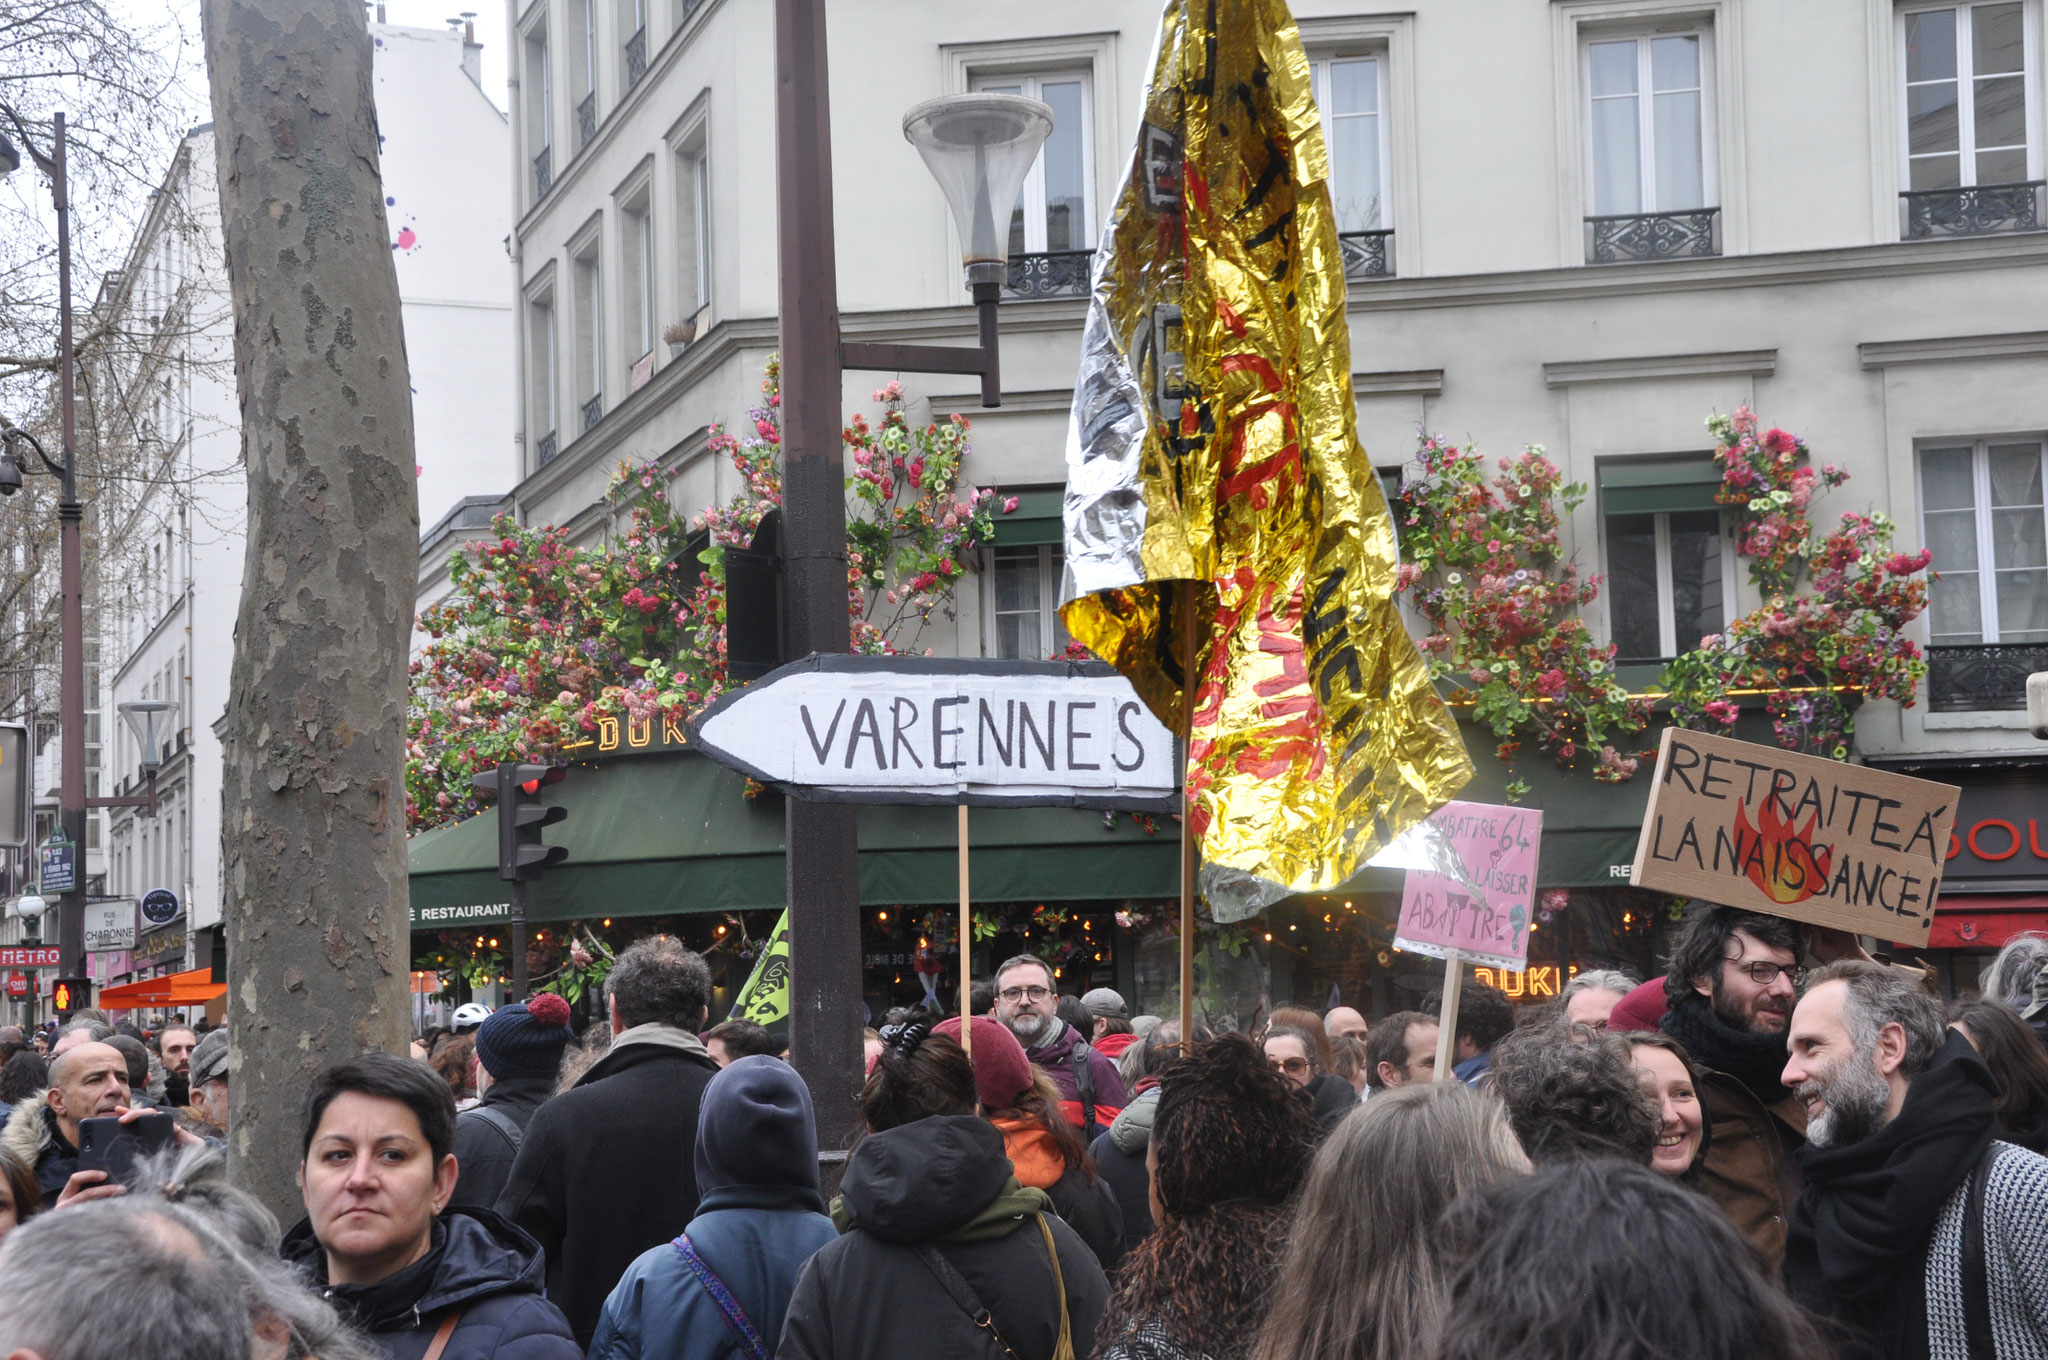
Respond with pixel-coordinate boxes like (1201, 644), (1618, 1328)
(1060, 0), (1471, 918)
(728, 910), (791, 1025)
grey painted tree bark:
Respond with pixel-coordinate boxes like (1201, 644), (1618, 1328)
(202, 0), (418, 1221)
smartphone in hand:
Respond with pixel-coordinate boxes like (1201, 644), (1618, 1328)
(76, 1112), (176, 1188)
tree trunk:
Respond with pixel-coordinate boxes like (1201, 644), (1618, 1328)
(202, 0), (418, 1223)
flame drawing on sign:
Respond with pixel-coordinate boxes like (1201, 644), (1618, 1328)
(1734, 799), (1832, 905)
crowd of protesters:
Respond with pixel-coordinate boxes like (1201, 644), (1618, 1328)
(5, 907), (2048, 1359)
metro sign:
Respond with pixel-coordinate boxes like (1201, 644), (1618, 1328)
(0, 946), (59, 969)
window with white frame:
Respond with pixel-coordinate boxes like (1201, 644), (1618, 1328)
(971, 72), (1094, 254)
(1584, 28), (1714, 216)
(1899, 3), (2036, 191)
(1920, 439), (2048, 644)
(621, 191), (654, 365)
(572, 242), (603, 428)
(525, 27), (551, 154)
(987, 545), (1071, 660)
(673, 134), (710, 329)
(1310, 53), (1390, 232)
(526, 286), (558, 459)
(1605, 509), (1729, 660)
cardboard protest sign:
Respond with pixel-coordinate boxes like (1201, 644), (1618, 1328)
(1392, 801), (1542, 972)
(1630, 728), (1959, 946)
(690, 655), (1179, 809)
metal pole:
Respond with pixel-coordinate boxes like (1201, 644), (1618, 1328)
(507, 877), (527, 1002)
(53, 113), (86, 983)
(775, 0), (862, 1172)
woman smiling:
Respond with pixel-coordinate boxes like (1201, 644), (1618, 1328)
(282, 1053), (580, 1360)
(1624, 1032), (1709, 1180)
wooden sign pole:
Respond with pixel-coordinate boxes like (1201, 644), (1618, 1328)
(1177, 589), (1197, 1048)
(958, 802), (972, 1061)
(1434, 950), (1464, 1081)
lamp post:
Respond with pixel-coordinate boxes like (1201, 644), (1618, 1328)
(773, 0), (1050, 1169)
(0, 110), (85, 983)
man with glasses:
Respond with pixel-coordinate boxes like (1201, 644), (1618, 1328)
(1656, 904), (1834, 1273)
(990, 954), (1125, 1137)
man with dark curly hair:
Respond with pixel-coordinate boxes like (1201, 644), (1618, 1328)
(1489, 1025), (1660, 1165)
(1424, 980), (1516, 1085)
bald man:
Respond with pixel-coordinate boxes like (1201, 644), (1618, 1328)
(1, 1040), (131, 1198)
(1325, 1006), (1370, 1043)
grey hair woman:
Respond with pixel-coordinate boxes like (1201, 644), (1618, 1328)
(1250, 1082), (1530, 1360)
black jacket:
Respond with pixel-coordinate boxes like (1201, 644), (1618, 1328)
(449, 1076), (554, 1213)
(1089, 1127), (1153, 1257)
(494, 1030), (720, 1346)
(281, 1206), (580, 1360)
(778, 1116), (1111, 1360)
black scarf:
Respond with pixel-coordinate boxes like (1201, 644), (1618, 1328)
(1782, 1033), (1997, 1360)
(1659, 991), (1793, 1102)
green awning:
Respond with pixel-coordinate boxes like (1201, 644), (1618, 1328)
(988, 489), (1064, 546)
(406, 750), (1178, 930)
(1598, 455), (1724, 516)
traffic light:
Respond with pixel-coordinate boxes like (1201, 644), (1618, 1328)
(52, 977), (90, 1017)
(471, 762), (568, 883)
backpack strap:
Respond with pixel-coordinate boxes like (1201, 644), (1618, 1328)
(1069, 1039), (1097, 1134)
(1035, 1214), (1075, 1360)
(913, 1243), (1023, 1360)
(420, 1308), (464, 1360)
(466, 1104), (524, 1152)
(672, 1234), (771, 1360)
(1963, 1142), (2000, 1360)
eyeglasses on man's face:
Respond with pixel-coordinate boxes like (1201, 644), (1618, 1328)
(1725, 958), (1806, 988)
(998, 985), (1052, 1003)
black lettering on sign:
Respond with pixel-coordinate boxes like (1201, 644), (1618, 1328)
(890, 698), (923, 770)
(1666, 739), (1703, 793)
(846, 698), (885, 770)
(1066, 701), (1100, 771)
(978, 699), (1014, 767)
(801, 700), (846, 765)
(1113, 702), (1147, 773)
(932, 696), (965, 771)
(1018, 701), (1056, 770)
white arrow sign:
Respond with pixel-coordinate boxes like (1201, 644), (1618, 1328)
(690, 655), (1180, 809)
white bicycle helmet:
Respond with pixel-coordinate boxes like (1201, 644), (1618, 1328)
(451, 1002), (495, 1033)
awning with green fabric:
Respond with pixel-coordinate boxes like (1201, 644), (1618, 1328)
(1598, 455), (1724, 516)
(406, 750), (1179, 930)
(987, 489), (1064, 546)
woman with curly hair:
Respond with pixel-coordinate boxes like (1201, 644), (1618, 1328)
(1097, 1034), (1319, 1360)
(1249, 1083), (1527, 1360)
(1489, 1023), (1659, 1165)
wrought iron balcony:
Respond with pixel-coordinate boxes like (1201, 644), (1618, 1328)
(576, 92), (597, 150)
(624, 27), (646, 89)
(1901, 182), (2044, 239)
(532, 145), (552, 199)
(1338, 229), (1394, 280)
(535, 429), (558, 467)
(580, 394), (603, 433)
(1005, 250), (1091, 298)
(1586, 207), (1720, 264)
(1927, 642), (2048, 711)
(680, 0), (706, 18)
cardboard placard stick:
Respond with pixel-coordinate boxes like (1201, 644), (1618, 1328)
(959, 803), (972, 1061)
(1434, 952), (1465, 1081)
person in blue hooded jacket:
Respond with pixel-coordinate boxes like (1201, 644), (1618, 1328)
(588, 1054), (837, 1360)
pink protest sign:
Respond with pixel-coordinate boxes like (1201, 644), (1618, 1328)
(1392, 800), (1543, 971)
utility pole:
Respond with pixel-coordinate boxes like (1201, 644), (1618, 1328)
(773, 0), (864, 1171)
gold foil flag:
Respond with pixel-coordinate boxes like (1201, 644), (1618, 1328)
(1060, 0), (1472, 920)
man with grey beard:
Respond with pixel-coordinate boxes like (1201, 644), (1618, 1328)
(991, 954), (1125, 1136)
(1781, 959), (2048, 1360)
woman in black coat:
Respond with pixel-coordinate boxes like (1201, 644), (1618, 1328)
(778, 1020), (1110, 1360)
(285, 1053), (580, 1360)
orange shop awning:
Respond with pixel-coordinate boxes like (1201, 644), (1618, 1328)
(95, 967), (227, 1011)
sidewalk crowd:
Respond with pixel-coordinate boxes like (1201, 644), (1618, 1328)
(3, 903), (2048, 1360)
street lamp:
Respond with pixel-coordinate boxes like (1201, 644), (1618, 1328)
(0, 109), (87, 984)
(902, 94), (1054, 290)
(118, 699), (179, 776)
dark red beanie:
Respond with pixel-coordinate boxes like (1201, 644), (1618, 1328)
(934, 1015), (1033, 1108)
